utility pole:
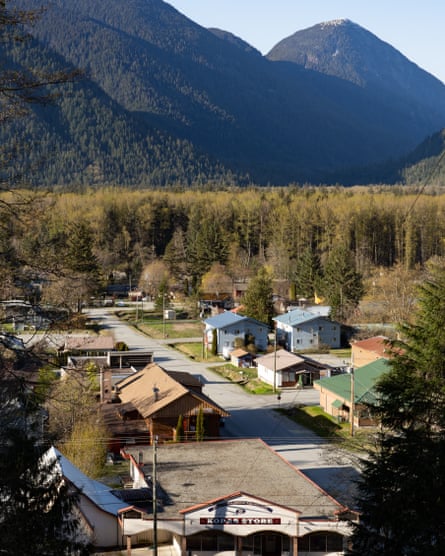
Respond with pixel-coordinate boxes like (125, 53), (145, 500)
(349, 355), (355, 437)
(152, 436), (158, 556)
(162, 294), (166, 338)
(273, 326), (277, 393)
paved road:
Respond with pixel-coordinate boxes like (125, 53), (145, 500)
(89, 308), (361, 508)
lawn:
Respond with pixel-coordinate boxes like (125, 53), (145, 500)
(169, 341), (220, 362)
(132, 315), (203, 339)
(211, 363), (275, 394)
(280, 404), (378, 452)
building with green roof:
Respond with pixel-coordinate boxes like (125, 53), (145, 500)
(314, 358), (389, 428)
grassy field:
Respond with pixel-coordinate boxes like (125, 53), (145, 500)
(280, 404), (378, 452)
(121, 312), (203, 339)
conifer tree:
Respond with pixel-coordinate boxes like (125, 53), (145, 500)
(0, 372), (90, 555)
(196, 407), (205, 442)
(241, 267), (274, 325)
(293, 246), (322, 300)
(349, 259), (445, 555)
(321, 245), (364, 321)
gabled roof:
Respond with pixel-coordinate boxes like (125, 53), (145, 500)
(256, 350), (305, 372)
(274, 308), (335, 327)
(45, 447), (128, 516)
(204, 311), (247, 328)
(116, 363), (229, 418)
(314, 358), (389, 405)
(64, 335), (115, 352)
(351, 336), (390, 358)
(230, 348), (250, 358)
(167, 370), (202, 390)
(204, 311), (268, 329)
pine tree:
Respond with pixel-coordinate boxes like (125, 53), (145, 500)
(293, 246), (322, 300)
(349, 259), (445, 555)
(0, 374), (90, 555)
(321, 245), (364, 321)
(241, 267), (274, 325)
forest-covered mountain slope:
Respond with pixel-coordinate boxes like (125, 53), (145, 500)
(8, 1), (445, 186)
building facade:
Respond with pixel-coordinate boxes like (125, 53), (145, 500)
(274, 310), (341, 351)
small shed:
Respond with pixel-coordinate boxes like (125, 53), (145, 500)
(163, 309), (176, 320)
(230, 348), (255, 368)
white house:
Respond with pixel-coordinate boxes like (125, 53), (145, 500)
(204, 311), (269, 357)
(256, 350), (329, 388)
(45, 447), (127, 548)
(273, 309), (341, 351)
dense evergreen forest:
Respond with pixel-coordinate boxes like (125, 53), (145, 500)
(6, 0), (445, 186)
(2, 185), (444, 321)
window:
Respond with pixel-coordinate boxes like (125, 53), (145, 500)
(187, 532), (234, 552)
(299, 532), (344, 552)
(319, 325), (323, 331)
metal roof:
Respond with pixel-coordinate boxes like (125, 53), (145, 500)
(45, 447), (128, 516)
(273, 309), (327, 326)
(314, 358), (389, 405)
(204, 311), (247, 328)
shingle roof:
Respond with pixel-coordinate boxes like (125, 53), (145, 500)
(256, 350), (305, 371)
(314, 358), (389, 405)
(64, 335), (115, 351)
(116, 363), (229, 418)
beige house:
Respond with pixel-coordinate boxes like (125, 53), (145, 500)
(350, 335), (391, 368)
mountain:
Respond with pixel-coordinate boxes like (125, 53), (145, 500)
(267, 19), (445, 131)
(7, 2), (445, 186)
(398, 129), (445, 185)
(0, 37), (232, 188)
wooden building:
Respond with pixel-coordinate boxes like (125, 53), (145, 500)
(102, 363), (229, 448)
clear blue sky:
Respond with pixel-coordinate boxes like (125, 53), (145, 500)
(166, 0), (445, 83)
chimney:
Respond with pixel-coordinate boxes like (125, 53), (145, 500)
(153, 386), (160, 401)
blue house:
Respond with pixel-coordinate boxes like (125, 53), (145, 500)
(273, 309), (341, 351)
(204, 311), (269, 358)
